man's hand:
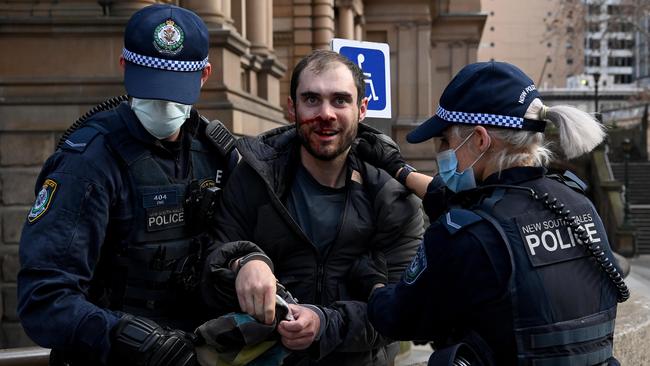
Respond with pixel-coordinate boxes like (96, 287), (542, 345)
(277, 305), (321, 350)
(235, 259), (277, 324)
(355, 131), (406, 178)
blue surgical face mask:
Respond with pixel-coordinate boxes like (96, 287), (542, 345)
(436, 132), (489, 193)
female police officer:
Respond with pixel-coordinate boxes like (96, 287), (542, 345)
(358, 61), (629, 366)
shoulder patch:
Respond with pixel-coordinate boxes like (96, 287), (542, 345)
(440, 208), (483, 235)
(60, 127), (102, 153)
(404, 243), (427, 285)
(27, 179), (58, 223)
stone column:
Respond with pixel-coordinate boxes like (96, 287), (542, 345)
(49, 0), (105, 17)
(108, 0), (155, 17)
(230, 0), (246, 38)
(246, 0), (271, 55)
(354, 15), (364, 40)
(313, 0), (335, 49)
(182, 0), (229, 26)
(267, 0), (274, 50)
(337, 4), (354, 39)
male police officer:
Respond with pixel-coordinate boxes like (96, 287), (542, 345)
(17, 4), (236, 365)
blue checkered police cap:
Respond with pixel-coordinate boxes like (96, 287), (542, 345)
(123, 4), (209, 105)
(407, 61), (547, 143)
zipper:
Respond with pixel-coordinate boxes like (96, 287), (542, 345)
(316, 184), (351, 304)
(316, 263), (324, 304)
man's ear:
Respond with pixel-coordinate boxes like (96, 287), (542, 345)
(201, 63), (212, 87)
(287, 96), (296, 123)
(119, 55), (126, 70)
(358, 97), (369, 122)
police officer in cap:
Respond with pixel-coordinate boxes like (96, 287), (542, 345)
(356, 61), (629, 365)
(17, 4), (236, 365)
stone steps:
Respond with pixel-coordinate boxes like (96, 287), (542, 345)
(630, 206), (650, 254)
(611, 163), (650, 205)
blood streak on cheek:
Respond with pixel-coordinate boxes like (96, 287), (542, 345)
(299, 117), (321, 126)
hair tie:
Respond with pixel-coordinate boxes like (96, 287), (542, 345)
(539, 105), (549, 121)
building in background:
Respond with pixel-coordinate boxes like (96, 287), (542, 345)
(637, 13), (650, 88)
(0, 0), (484, 347)
(477, 0), (578, 89)
(583, 0), (636, 89)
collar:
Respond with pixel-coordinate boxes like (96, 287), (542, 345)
(482, 166), (546, 186)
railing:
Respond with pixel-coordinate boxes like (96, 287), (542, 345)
(590, 145), (636, 256)
(0, 347), (48, 366)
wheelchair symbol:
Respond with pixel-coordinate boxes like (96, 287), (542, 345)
(357, 54), (379, 101)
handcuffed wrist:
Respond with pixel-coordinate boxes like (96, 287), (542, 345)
(236, 252), (274, 274)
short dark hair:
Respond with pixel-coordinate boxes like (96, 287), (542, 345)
(289, 49), (366, 105)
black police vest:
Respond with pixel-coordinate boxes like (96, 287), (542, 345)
(87, 112), (227, 331)
(473, 176), (618, 366)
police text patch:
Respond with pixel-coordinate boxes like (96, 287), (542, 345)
(146, 206), (184, 232)
(27, 179), (58, 223)
(516, 203), (599, 267)
(404, 243), (427, 285)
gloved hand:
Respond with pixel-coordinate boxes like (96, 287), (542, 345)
(109, 314), (197, 366)
(347, 251), (388, 300)
(355, 130), (406, 178)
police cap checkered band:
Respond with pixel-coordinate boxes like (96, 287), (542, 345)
(436, 105), (545, 132)
(436, 105), (523, 129)
(407, 61), (546, 143)
(123, 48), (208, 72)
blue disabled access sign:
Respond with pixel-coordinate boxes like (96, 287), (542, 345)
(331, 38), (392, 119)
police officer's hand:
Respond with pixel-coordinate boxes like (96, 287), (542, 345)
(355, 131), (406, 178)
(278, 304), (321, 350)
(347, 251), (388, 300)
(110, 314), (197, 366)
(235, 259), (277, 325)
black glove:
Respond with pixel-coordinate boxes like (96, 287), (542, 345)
(109, 315), (197, 366)
(355, 130), (406, 178)
(347, 251), (388, 300)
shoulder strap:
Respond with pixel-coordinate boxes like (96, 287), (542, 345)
(56, 95), (129, 151)
(440, 209), (483, 235)
(59, 126), (104, 153)
(546, 170), (587, 195)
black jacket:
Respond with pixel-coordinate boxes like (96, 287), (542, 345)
(212, 125), (423, 365)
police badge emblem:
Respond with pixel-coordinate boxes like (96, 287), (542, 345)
(404, 243), (427, 285)
(28, 179), (58, 223)
(153, 19), (184, 55)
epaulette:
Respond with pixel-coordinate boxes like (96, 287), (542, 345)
(440, 208), (483, 235)
(548, 170), (587, 194)
(59, 126), (102, 153)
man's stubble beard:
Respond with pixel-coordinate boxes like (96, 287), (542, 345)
(295, 108), (359, 162)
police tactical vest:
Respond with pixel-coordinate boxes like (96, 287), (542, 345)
(79, 107), (227, 331)
(468, 176), (618, 365)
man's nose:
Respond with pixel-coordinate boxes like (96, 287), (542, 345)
(317, 102), (337, 122)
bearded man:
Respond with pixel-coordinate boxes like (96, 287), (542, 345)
(202, 49), (423, 366)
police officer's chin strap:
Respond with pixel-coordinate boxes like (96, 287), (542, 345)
(465, 184), (630, 303)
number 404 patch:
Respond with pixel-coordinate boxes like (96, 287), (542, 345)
(27, 179), (58, 223)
